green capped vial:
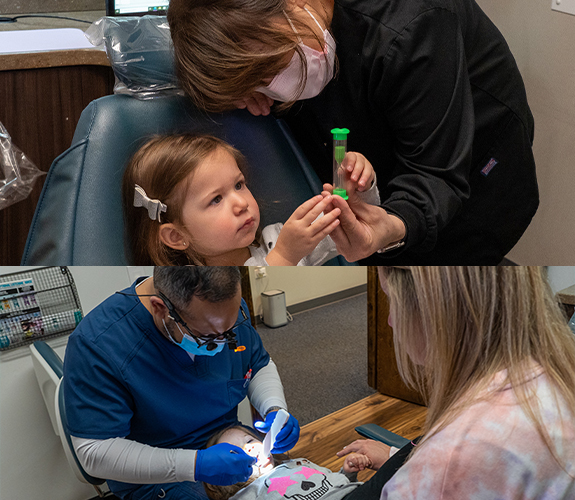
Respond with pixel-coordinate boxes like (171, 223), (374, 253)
(331, 128), (350, 200)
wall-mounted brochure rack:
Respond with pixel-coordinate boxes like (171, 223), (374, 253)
(0, 267), (83, 351)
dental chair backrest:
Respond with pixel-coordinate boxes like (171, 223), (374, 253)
(22, 94), (350, 265)
(30, 341), (108, 496)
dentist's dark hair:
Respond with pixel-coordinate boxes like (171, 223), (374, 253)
(153, 266), (242, 309)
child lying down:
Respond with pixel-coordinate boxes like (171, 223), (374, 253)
(203, 425), (372, 500)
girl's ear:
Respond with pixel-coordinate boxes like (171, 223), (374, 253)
(159, 223), (188, 251)
(288, 0), (308, 9)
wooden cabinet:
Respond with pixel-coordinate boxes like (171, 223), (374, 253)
(0, 50), (114, 264)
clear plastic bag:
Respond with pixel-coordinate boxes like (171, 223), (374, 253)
(85, 15), (182, 100)
(0, 122), (45, 211)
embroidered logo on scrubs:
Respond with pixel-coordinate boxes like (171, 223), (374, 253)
(481, 157), (498, 176)
(266, 467), (332, 500)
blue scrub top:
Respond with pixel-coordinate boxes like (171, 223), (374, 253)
(63, 277), (271, 450)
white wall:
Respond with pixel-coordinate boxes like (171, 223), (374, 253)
(476, 0), (575, 264)
(0, 266), (152, 500)
(248, 266), (367, 318)
(547, 266), (575, 294)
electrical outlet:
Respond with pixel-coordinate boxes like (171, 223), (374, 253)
(552, 0), (575, 16)
(254, 267), (267, 279)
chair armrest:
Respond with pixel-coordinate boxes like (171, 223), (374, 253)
(355, 424), (410, 448)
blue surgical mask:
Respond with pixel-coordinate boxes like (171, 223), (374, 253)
(162, 319), (225, 357)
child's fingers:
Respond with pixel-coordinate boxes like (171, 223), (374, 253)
(290, 195), (325, 220)
(309, 207), (341, 236)
(310, 215), (341, 241)
(344, 457), (361, 472)
(321, 187), (335, 212)
(299, 195), (334, 225)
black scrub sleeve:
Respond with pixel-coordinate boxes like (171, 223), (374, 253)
(375, 7), (475, 252)
(342, 438), (421, 500)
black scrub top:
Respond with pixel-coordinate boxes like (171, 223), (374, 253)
(282, 0), (539, 264)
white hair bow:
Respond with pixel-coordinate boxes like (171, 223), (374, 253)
(133, 184), (167, 223)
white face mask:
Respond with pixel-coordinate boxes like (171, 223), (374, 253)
(257, 8), (335, 102)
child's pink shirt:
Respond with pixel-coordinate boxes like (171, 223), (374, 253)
(381, 364), (575, 499)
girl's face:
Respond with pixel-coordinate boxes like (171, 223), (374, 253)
(219, 428), (274, 477)
(180, 148), (260, 261)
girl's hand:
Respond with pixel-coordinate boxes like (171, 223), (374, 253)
(342, 452), (373, 474)
(266, 195), (341, 266)
(342, 152), (375, 192)
(337, 439), (391, 472)
(234, 92), (274, 116)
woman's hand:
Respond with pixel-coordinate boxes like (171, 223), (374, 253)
(342, 152), (375, 192)
(234, 92), (274, 116)
(322, 184), (406, 262)
(337, 439), (391, 471)
(266, 195), (341, 266)
(342, 452), (373, 474)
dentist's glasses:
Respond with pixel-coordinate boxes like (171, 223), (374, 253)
(157, 290), (248, 351)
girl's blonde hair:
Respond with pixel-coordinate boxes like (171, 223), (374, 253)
(379, 266), (575, 469)
(202, 425), (288, 500)
(122, 134), (260, 265)
(167, 0), (333, 113)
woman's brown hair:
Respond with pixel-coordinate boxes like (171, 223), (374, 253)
(122, 133), (260, 265)
(167, 0), (333, 113)
(378, 266), (575, 472)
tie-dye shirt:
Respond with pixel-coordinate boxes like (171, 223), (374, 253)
(381, 364), (575, 500)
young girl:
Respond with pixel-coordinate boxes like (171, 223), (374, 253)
(122, 133), (379, 265)
(338, 266), (575, 499)
(202, 425), (370, 500)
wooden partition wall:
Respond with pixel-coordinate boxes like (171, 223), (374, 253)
(367, 267), (424, 406)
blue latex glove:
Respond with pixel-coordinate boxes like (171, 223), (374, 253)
(195, 443), (256, 485)
(254, 410), (300, 453)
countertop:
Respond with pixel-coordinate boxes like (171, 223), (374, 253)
(557, 284), (575, 306)
(0, 11), (109, 70)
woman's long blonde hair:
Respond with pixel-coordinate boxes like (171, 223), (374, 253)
(379, 266), (575, 469)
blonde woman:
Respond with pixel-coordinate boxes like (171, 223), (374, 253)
(339, 266), (575, 499)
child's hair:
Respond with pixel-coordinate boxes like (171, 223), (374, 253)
(167, 0), (333, 113)
(202, 425), (288, 500)
(122, 133), (261, 265)
(379, 266), (575, 471)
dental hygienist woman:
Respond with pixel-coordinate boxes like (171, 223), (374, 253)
(168, 0), (539, 264)
(63, 267), (300, 500)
